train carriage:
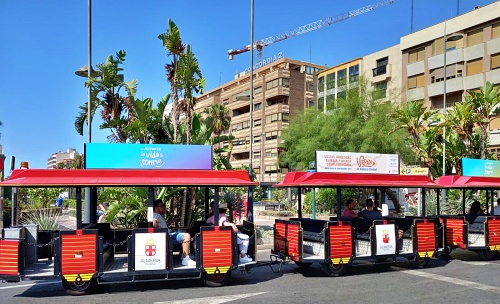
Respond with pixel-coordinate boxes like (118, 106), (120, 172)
(0, 168), (259, 295)
(272, 171), (439, 276)
(435, 174), (500, 260)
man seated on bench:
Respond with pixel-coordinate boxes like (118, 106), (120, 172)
(152, 199), (196, 266)
(358, 200), (383, 220)
(207, 202), (252, 263)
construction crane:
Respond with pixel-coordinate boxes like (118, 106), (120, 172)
(228, 0), (398, 60)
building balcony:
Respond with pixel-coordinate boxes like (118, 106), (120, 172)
(428, 48), (464, 70)
(464, 43), (484, 62)
(463, 74), (485, 91)
(486, 69), (500, 85)
(265, 86), (289, 99)
(372, 64), (391, 83)
(407, 60), (425, 77)
(406, 87), (425, 101)
(427, 77), (464, 97)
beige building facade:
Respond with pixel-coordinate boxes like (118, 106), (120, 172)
(400, 2), (500, 153)
(194, 58), (324, 186)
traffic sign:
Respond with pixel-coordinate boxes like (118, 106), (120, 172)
(400, 167), (429, 175)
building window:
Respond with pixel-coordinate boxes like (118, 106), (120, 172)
(254, 151), (261, 159)
(337, 69), (347, 86)
(265, 148), (278, 157)
(254, 119), (261, 127)
(317, 96), (324, 112)
(467, 28), (483, 47)
(408, 74), (424, 89)
(349, 65), (359, 83)
(373, 81), (387, 99)
(373, 57), (388, 76)
(266, 78), (289, 90)
(431, 63), (464, 83)
(265, 130), (281, 140)
(318, 77), (325, 92)
(467, 59), (483, 75)
(492, 53), (500, 70)
(337, 91), (346, 100)
(308, 100), (315, 108)
(493, 23), (500, 39)
(254, 102), (262, 110)
(254, 86), (262, 95)
(306, 82), (314, 92)
(326, 94), (335, 110)
(409, 48), (425, 64)
(223, 98), (229, 105)
(326, 73), (335, 89)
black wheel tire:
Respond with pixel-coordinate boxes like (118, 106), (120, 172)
(295, 261), (312, 268)
(409, 255), (430, 269)
(62, 278), (97, 296)
(477, 248), (496, 261)
(203, 271), (231, 287)
(321, 261), (348, 277)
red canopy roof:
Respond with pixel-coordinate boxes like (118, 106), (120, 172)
(274, 171), (437, 188)
(435, 175), (500, 189)
(1, 169), (257, 187)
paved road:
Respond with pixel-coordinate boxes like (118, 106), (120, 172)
(1, 249), (499, 304)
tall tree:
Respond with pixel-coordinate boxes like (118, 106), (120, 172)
(158, 20), (185, 143)
(74, 50), (138, 142)
(464, 81), (500, 159)
(176, 45), (205, 144)
(204, 103), (231, 148)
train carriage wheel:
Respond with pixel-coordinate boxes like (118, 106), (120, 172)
(477, 248), (497, 261)
(203, 271), (232, 287)
(408, 255), (430, 269)
(62, 278), (98, 296)
(321, 261), (348, 277)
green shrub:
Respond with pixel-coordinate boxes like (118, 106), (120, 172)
(19, 208), (61, 230)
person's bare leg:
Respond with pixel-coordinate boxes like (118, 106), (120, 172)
(182, 234), (191, 258)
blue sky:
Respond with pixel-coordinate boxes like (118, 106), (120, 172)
(0, 0), (496, 172)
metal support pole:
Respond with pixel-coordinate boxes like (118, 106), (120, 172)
(247, 0), (255, 223)
(84, 0), (93, 224)
(214, 187), (220, 226)
(312, 188), (316, 219)
(442, 21), (447, 205)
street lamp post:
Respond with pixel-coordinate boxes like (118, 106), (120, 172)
(247, 0), (255, 223)
(442, 21), (463, 205)
(74, 0), (93, 225)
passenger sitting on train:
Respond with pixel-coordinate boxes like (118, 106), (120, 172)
(207, 202), (252, 263)
(358, 200), (383, 220)
(153, 199), (196, 266)
(341, 199), (359, 218)
(468, 200), (484, 215)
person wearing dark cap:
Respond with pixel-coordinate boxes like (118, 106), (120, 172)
(207, 202), (252, 263)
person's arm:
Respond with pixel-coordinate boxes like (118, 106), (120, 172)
(223, 221), (239, 232)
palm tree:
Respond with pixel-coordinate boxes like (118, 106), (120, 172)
(441, 102), (476, 158)
(74, 50), (138, 143)
(390, 101), (438, 169)
(464, 81), (500, 159)
(204, 103), (231, 148)
(158, 19), (185, 143)
(126, 94), (171, 144)
(176, 44), (205, 145)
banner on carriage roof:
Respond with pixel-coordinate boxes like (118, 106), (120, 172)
(134, 232), (167, 271)
(84, 143), (213, 170)
(461, 158), (500, 177)
(315, 151), (399, 174)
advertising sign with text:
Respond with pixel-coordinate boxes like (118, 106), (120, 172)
(375, 224), (396, 255)
(316, 151), (399, 174)
(462, 158), (500, 177)
(85, 143), (213, 170)
(134, 232), (167, 271)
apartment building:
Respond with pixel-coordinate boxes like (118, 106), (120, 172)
(46, 148), (81, 169)
(317, 44), (402, 109)
(194, 57), (324, 186)
(400, 2), (500, 152)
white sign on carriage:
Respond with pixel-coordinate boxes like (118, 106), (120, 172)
(315, 151), (399, 174)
